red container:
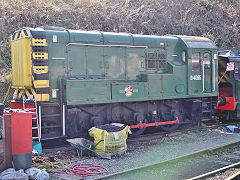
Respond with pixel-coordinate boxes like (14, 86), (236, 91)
(11, 101), (36, 122)
(10, 112), (33, 170)
(11, 113), (32, 154)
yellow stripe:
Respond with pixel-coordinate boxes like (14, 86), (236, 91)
(20, 31), (25, 39)
(41, 94), (50, 101)
(30, 88), (37, 98)
(32, 52), (48, 59)
(33, 66), (48, 74)
(13, 89), (18, 95)
(32, 38), (48, 46)
(18, 89), (24, 99)
(26, 29), (30, 37)
(13, 32), (19, 40)
(33, 80), (49, 88)
(25, 89), (30, 97)
(12, 30), (30, 40)
(19, 30), (30, 39)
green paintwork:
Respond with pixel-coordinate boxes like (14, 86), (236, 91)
(48, 43), (66, 102)
(40, 28), (218, 105)
(67, 45), (87, 77)
(105, 47), (125, 79)
(63, 79), (111, 104)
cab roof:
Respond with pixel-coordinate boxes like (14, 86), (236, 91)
(174, 35), (217, 49)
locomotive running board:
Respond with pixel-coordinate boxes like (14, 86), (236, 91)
(129, 117), (180, 129)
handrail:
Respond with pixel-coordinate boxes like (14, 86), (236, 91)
(202, 60), (205, 92)
(212, 60), (215, 91)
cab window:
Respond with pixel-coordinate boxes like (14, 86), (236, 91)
(203, 53), (210, 69)
(182, 51), (186, 62)
(192, 52), (200, 71)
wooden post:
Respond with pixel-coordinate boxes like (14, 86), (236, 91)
(0, 114), (12, 171)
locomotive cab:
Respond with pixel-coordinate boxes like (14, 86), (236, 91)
(175, 36), (218, 96)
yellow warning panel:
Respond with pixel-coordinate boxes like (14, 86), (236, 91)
(36, 94), (50, 101)
(32, 38), (48, 46)
(33, 80), (49, 88)
(32, 52), (48, 59)
(41, 94), (50, 101)
(33, 66), (48, 74)
(11, 37), (32, 88)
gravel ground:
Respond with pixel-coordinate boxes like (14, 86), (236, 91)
(42, 124), (240, 180)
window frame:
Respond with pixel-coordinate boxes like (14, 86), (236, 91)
(147, 52), (167, 70)
(192, 52), (200, 71)
(203, 52), (211, 69)
(147, 53), (157, 69)
(182, 50), (186, 62)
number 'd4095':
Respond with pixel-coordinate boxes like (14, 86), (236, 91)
(190, 75), (201, 80)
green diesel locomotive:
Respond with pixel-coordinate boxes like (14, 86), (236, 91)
(11, 27), (218, 139)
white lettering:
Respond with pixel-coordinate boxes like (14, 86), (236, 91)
(190, 75), (201, 81)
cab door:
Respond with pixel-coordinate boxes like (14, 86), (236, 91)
(202, 52), (212, 93)
(188, 50), (202, 95)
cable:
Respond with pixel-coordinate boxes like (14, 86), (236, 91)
(32, 155), (108, 177)
(32, 155), (72, 172)
(65, 163), (108, 177)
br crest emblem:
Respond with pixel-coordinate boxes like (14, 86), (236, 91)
(124, 85), (133, 97)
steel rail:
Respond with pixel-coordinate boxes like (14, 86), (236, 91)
(226, 170), (240, 180)
(188, 161), (240, 180)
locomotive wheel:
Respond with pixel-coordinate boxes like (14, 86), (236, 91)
(160, 121), (180, 132)
(130, 126), (146, 136)
(160, 111), (182, 132)
(130, 114), (147, 136)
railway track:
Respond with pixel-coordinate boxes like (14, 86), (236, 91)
(226, 169), (240, 180)
(189, 162), (240, 180)
(98, 137), (240, 180)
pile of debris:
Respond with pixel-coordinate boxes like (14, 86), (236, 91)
(0, 167), (49, 180)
